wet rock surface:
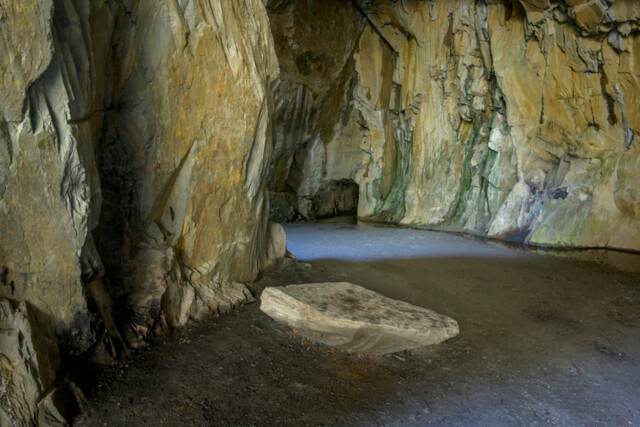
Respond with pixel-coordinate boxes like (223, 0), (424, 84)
(260, 282), (459, 354)
(1, 0), (281, 423)
(1, 0), (640, 423)
(267, 0), (640, 252)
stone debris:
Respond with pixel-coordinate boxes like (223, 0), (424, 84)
(260, 282), (459, 354)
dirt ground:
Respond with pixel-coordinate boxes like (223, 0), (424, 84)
(75, 220), (640, 426)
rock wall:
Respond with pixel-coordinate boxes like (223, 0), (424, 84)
(2, 0), (640, 424)
(268, 0), (640, 252)
(0, 0), (279, 423)
(267, 0), (366, 220)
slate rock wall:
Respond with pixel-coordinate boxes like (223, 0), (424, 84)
(0, 0), (280, 423)
(268, 0), (640, 251)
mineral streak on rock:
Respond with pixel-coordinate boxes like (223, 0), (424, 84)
(1, 0), (281, 424)
(0, 0), (640, 424)
(268, 0), (640, 252)
(260, 282), (459, 354)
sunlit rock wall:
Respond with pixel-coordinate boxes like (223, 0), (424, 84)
(95, 0), (279, 343)
(268, 0), (640, 252)
(0, 0), (278, 423)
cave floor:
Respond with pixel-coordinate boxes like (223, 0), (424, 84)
(76, 219), (640, 426)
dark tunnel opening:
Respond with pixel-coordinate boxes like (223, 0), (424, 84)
(270, 179), (360, 223)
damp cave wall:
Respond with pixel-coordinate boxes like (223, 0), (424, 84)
(1, 0), (640, 424)
(0, 0), (282, 424)
(268, 0), (640, 254)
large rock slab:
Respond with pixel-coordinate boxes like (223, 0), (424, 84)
(260, 282), (459, 354)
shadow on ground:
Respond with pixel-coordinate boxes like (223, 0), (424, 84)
(75, 223), (640, 426)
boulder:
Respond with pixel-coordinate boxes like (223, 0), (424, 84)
(260, 282), (459, 354)
(572, 0), (608, 30)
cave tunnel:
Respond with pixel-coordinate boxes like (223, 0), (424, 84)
(1, 0), (640, 425)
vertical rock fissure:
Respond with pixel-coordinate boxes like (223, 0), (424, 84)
(613, 84), (635, 150)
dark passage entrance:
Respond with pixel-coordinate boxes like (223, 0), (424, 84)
(270, 179), (359, 223)
(310, 179), (359, 219)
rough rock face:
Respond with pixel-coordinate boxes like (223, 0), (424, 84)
(266, 0), (366, 220)
(0, 300), (65, 425)
(1, 0), (280, 423)
(94, 0), (279, 343)
(1, 0), (640, 424)
(268, 0), (640, 251)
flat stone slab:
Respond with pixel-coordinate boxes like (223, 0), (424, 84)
(260, 282), (459, 354)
